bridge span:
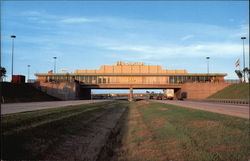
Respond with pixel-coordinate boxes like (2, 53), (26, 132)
(35, 61), (229, 101)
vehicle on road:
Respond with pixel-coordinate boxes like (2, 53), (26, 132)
(156, 96), (163, 100)
(149, 95), (154, 99)
(165, 89), (174, 100)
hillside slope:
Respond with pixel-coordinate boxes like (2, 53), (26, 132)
(208, 83), (249, 99)
(1, 82), (60, 103)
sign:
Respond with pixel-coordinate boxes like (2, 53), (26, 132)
(61, 69), (68, 73)
(116, 61), (144, 66)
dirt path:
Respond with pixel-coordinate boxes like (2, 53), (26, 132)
(43, 102), (127, 161)
(154, 100), (249, 119)
(1, 100), (109, 114)
(113, 101), (167, 161)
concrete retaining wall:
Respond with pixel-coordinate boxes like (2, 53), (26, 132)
(39, 82), (78, 100)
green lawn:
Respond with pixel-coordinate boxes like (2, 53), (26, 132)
(1, 101), (128, 160)
(208, 83), (249, 99)
(114, 100), (249, 161)
(2, 100), (249, 161)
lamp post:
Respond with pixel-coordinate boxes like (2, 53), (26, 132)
(27, 65), (31, 82)
(53, 57), (57, 73)
(10, 35), (16, 81)
(241, 37), (246, 82)
(206, 57), (210, 74)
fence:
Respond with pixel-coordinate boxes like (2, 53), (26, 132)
(224, 79), (241, 84)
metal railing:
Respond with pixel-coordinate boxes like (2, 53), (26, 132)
(189, 98), (249, 104)
(224, 79), (241, 84)
(40, 78), (243, 84)
(27, 79), (37, 83)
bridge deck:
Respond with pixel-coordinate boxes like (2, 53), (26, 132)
(80, 83), (183, 89)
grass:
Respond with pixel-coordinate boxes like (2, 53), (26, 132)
(1, 82), (60, 103)
(114, 100), (249, 161)
(208, 83), (249, 99)
(2, 100), (249, 161)
(1, 100), (128, 160)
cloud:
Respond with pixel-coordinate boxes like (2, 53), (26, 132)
(102, 42), (248, 59)
(181, 35), (194, 41)
(21, 10), (95, 24)
(21, 11), (42, 16)
(60, 17), (95, 23)
(10, 11), (250, 65)
(229, 24), (249, 38)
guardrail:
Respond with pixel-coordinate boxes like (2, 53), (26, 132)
(188, 98), (249, 104)
(224, 79), (242, 84)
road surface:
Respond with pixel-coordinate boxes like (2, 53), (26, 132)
(1, 100), (109, 114)
(154, 100), (249, 119)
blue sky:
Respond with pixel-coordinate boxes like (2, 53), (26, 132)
(1, 1), (249, 93)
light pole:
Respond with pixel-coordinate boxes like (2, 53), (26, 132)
(53, 57), (57, 73)
(241, 37), (246, 82)
(27, 65), (31, 82)
(10, 35), (16, 81)
(206, 57), (210, 74)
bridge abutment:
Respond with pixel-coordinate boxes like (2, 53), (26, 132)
(38, 81), (92, 100)
(177, 82), (230, 99)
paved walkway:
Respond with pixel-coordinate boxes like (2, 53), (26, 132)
(1, 100), (109, 114)
(154, 100), (249, 119)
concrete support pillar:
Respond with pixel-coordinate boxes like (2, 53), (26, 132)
(129, 87), (134, 102)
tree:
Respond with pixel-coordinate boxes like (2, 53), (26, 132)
(235, 70), (243, 79)
(243, 68), (250, 82)
(0, 67), (6, 80)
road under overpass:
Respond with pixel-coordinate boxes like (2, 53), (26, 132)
(79, 83), (183, 101)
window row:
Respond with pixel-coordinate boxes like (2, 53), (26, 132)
(45, 75), (218, 84)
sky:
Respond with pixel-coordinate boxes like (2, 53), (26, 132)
(1, 1), (249, 93)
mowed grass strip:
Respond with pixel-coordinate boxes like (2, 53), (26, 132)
(2, 101), (109, 135)
(2, 101), (128, 160)
(115, 100), (249, 161)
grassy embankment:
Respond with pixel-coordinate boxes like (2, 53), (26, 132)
(1, 100), (128, 160)
(114, 100), (249, 161)
(208, 83), (249, 99)
(1, 82), (60, 103)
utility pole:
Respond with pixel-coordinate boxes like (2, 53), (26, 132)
(27, 65), (31, 82)
(53, 57), (57, 73)
(241, 37), (246, 82)
(10, 35), (16, 81)
(206, 57), (210, 74)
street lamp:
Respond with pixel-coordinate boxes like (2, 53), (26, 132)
(27, 65), (31, 82)
(10, 35), (16, 81)
(53, 57), (57, 73)
(206, 57), (210, 74)
(241, 37), (246, 82)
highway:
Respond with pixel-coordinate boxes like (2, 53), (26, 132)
(1, 100), (109, 114)
(154, 100), (249, 119)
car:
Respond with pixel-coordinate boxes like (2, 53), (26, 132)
(156, 96), (163, 100)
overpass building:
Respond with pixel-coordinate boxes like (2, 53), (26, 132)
(35, 61), (228, 100)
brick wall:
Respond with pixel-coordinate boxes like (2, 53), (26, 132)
(178, 82), (230, 99)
